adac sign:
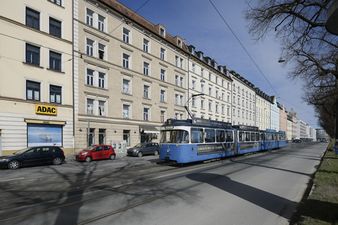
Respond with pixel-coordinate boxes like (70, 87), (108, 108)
(35, 104), (57, 116)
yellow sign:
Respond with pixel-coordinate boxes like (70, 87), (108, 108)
(35, 105), (57, 116)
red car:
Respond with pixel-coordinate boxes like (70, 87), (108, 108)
(76, 145), (116, 162)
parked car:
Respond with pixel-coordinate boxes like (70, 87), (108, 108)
(292, 139), (302, 143)
(76, 145), (116, 162)
(127, 143), (160, 157)
(0, 146), (65, 169)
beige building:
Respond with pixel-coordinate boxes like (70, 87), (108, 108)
(278, 102), (287, 132)
(187, 46), (232, 122)
(0, 0), (73, 155)
(230, 72), (256, 126)
(286, 114), (293, 140)
(255, 88), (271, 130)
(73, 0), (189, 150)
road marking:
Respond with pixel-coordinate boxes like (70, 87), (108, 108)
(0, 177), (25, 182)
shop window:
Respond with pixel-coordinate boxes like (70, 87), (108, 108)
(88, 128), (95, 146)
(27, 124), (62, 147)
(123, 130), (130, 146)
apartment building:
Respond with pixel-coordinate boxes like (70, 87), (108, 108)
(187, 46), (232, 122)
(73, 0), (189, 149)
(255, 88), (271, 130)
(278, 102), (287, 132)
(230, 71), (256, 126)
(0, 0), (73, 155)
(286, 114), (293, 140)
(270, 96), (280, 131)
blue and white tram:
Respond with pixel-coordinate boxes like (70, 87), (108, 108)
(159, 119), (235, 164)
(232, 125), (261, 155)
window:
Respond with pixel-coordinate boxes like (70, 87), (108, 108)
(201, 99), (204, 109)
(87, 98), (94, 115)
(122, 53), (129, 69)
(216, 130), (225, 142)
(205, 129), (215, 143)
(86, 38), (94, 56)
(209, 73), (212, 81)
(98, 72), (105, 88)
(50, 85), (61, 104)
(26, 7), (39, 30)
(49, 51), (61, 71)
(192, 63), (196, 72)
(180, 77), (184, 87)
(175, 94), (179, 105)
(99, 129), (106, 144)
(98, 100), (105, 116)
(49, 17), (61, 38)
(209, 87), (212, 96)
(123, 130), (131, 146)
(86, 9), (94, 26)
(143, 85), (149, 99)
(192, 98), (196, 107)
(26, 43), (40, 66)
(191, 128), (203, 143)
(86, 69), (94, 86)
(192, 80), (196, 90)
(143, 62), (149, 75)
(160, 69), (166, 81)
(123, 28), (130, 43)
(175, 75), (179, 86)
(160, 48), (165, 60)
(216, 104), (219, 113)
(160, 110), (165, 123)
(226, 131), (233, 142)
(209, 101), (212, 112)
(201, 83), (204, 92)
(143, 39), (149, 52)
(180, 58), (183, 68)
(160, 27), (165, 37)
(122, 79), (130, 94)
(50, 0), (62, 6)
(98, 15), (105, 32)
(26, 80), (40, 101)
(175, 56), (179, 67)
(160, 90), (166, 103)
(227, 107), (230, 116)
(98, 43), (105, 60)
(88, 128), (95, 146)
(143, 107), (149, 121)
(123, 104), (130, 119)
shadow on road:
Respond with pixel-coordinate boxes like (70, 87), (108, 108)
(186, 172), (297, 219)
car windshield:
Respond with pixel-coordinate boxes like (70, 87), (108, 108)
(133, 143), (144, 148)
(14, 147), (31, 155)
(83, 145), (96, 151)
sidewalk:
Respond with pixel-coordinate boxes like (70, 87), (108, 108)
(291, 148), (338, 225)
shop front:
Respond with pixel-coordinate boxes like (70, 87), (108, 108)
(139, 125), (160, 143)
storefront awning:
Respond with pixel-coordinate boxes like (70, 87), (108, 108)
(139, 125), (160, 134)
(24, 119), (66, 125)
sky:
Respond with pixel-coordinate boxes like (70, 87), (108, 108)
(118, 0), (318, 128)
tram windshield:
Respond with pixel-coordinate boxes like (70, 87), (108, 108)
(160, 130), (189, 143)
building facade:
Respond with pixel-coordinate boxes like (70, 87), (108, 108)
(0, 0), (73, 155)
(73, 0), (189, 150)
(230, 72), (256, 126)
(255, 88), (271, 130)
(270, 96), (280, 131)
(187, 46), (232, 122)
(278, 103), (287, 132)
(286, 114), (293, 140)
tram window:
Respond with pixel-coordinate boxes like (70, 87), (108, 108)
(265, 133), (271, 140)
(239, 131), (244, 142)
(205, 129), (215, 143)
(216, 130), (225, 142)
(261, 133), (265, 140)
(256, 133), (260, 141)
(251, 132), (256, 141)
(245, 132), (250, 142)
(226, 131), (233, 142)
(160, 130), (189, 143)
(191, 128), (203, 143)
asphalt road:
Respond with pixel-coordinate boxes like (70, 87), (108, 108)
(0, 143), (326, 225)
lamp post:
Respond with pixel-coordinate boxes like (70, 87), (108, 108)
(185, 93), (205, 119)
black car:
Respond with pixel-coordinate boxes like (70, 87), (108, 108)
(127, 143), (160, 157)
(0, 146), (65, 169)
(292, 139), (302, 143)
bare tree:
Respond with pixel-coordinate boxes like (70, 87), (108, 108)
(246, 0), (338, 136)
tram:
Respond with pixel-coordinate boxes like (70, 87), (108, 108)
(159, 118), (287, 164)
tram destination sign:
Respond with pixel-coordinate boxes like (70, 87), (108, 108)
(35, 104), (57, 116)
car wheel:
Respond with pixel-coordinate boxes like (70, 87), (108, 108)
(8, 160), (20, 170)
(53, 157), (63, 165)
(85, 156), (92, 162)
(154, 150), (159, 156)
(137, 152), (143, 157)
(110, 154), (116, 160)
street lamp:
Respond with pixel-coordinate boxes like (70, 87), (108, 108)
(185, 93), (205, 119)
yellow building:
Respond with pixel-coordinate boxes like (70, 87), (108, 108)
(0, 0), (73, 155)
